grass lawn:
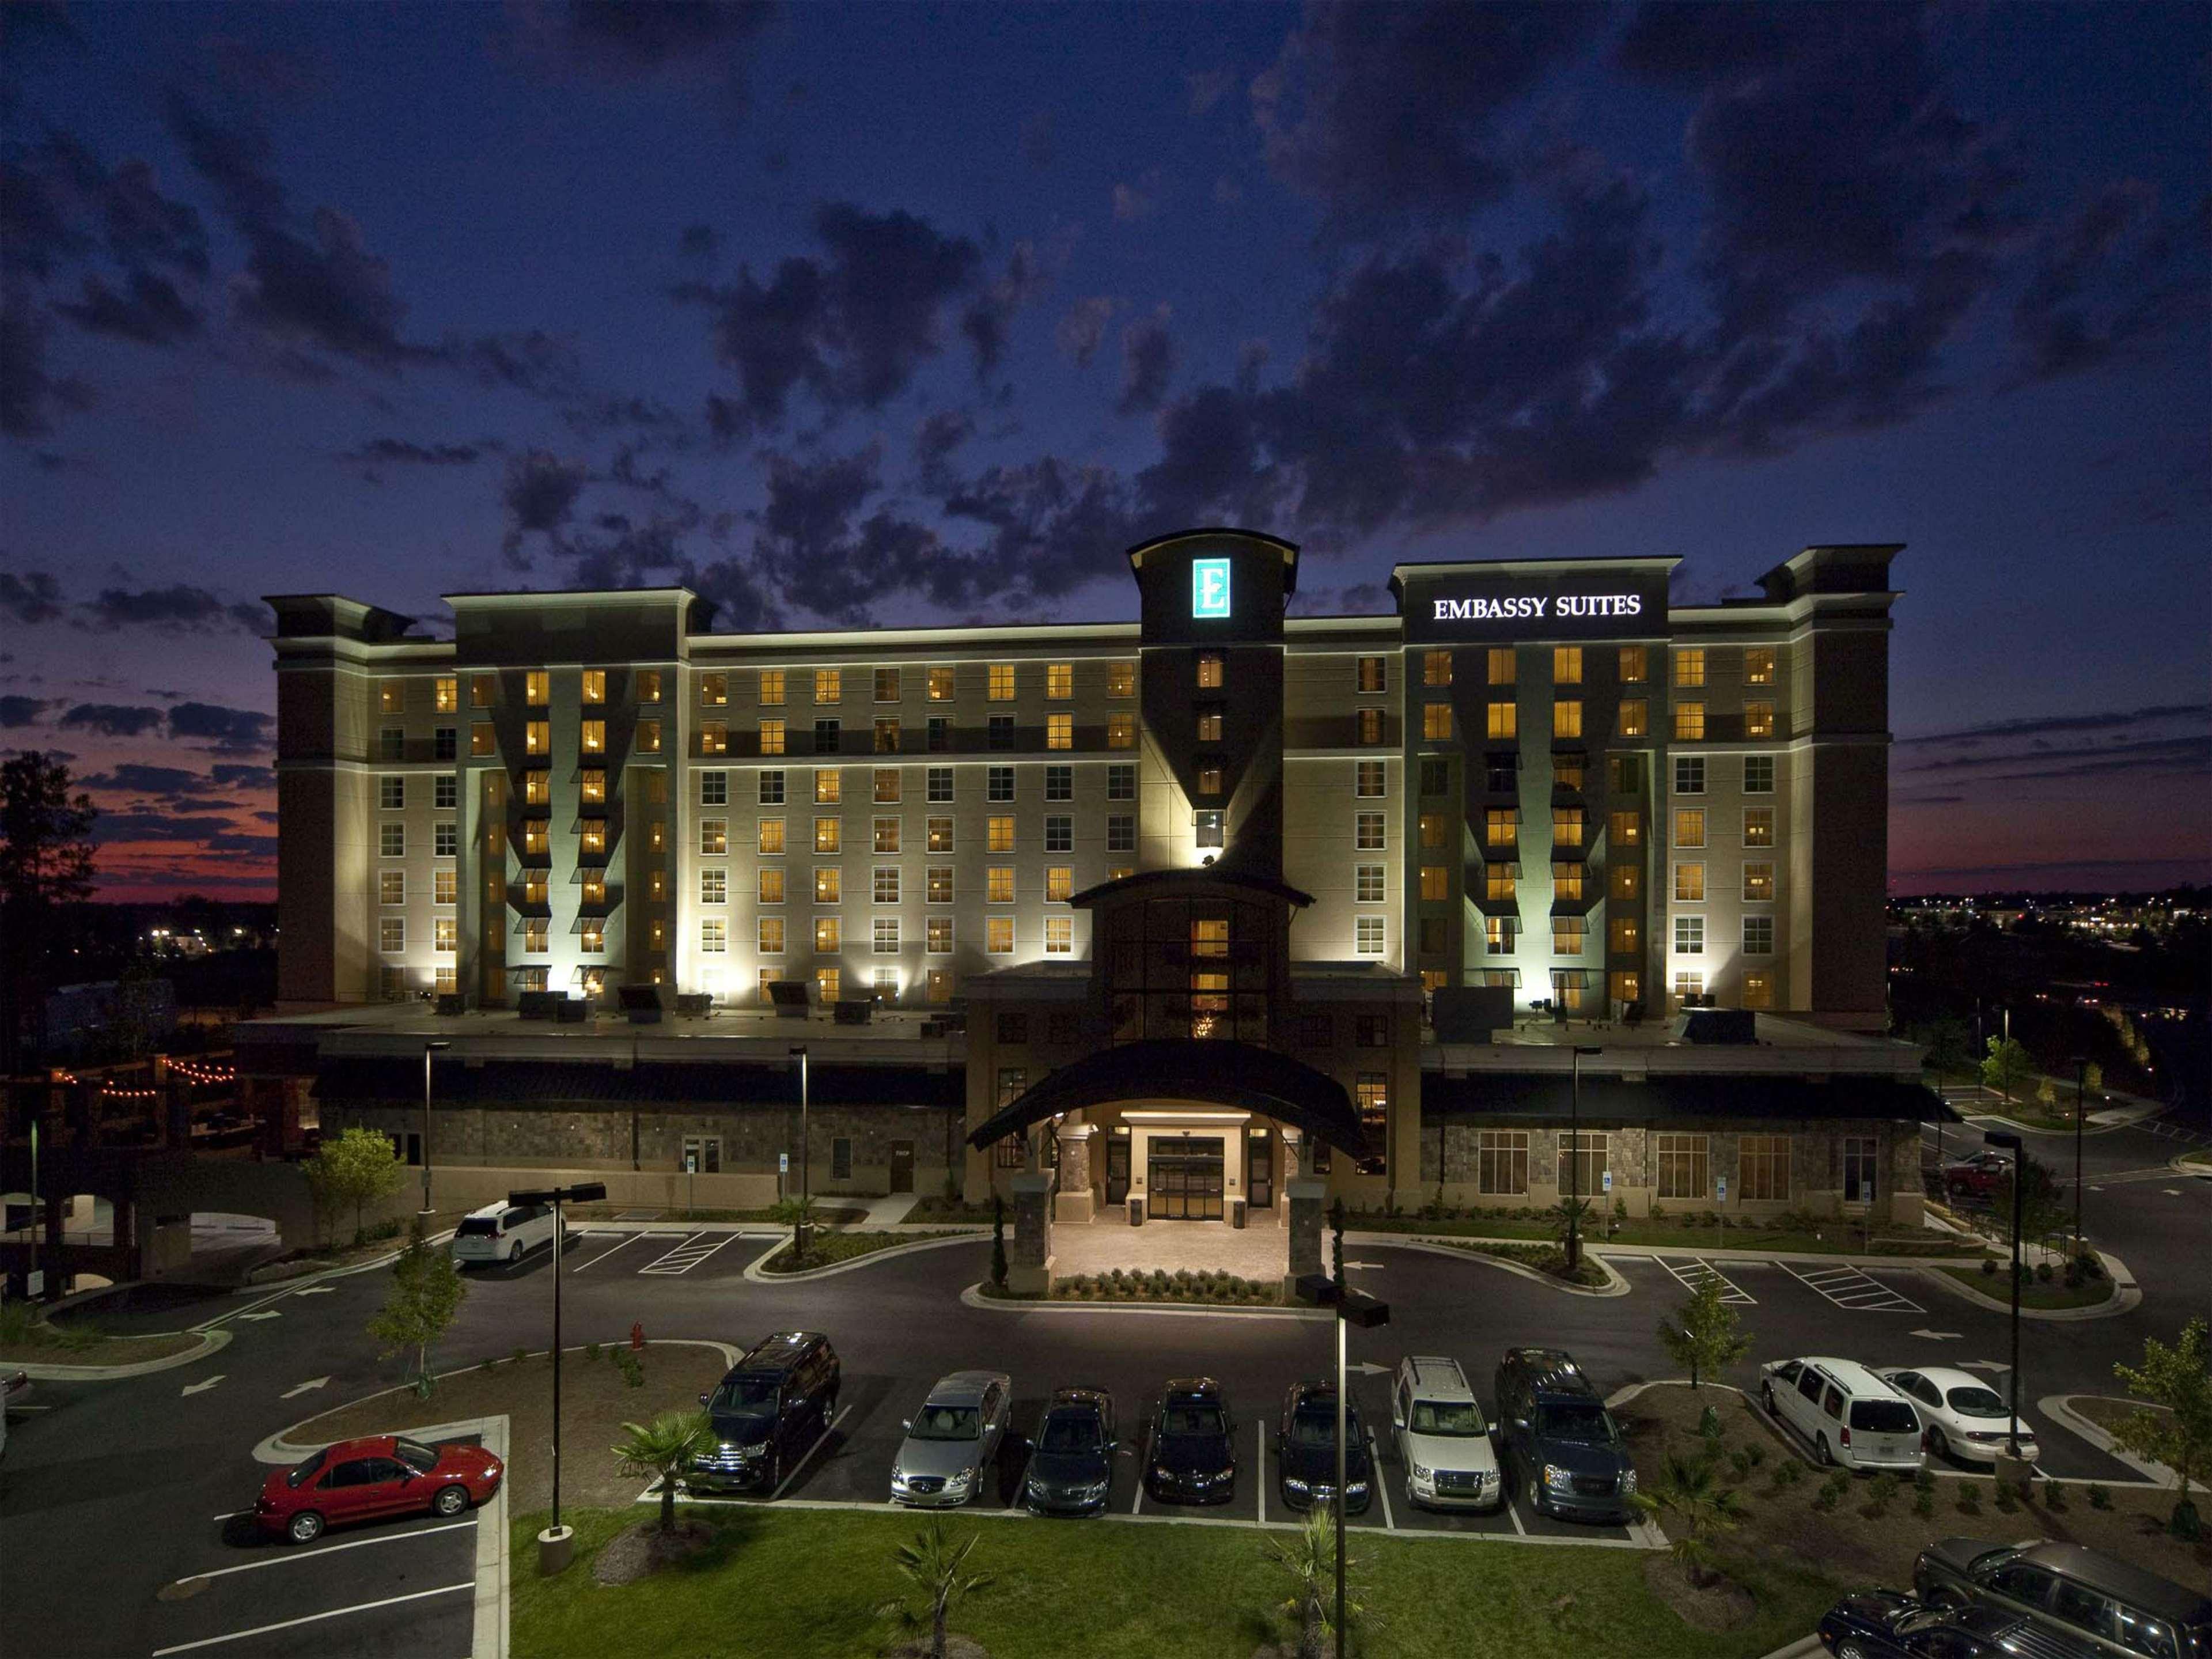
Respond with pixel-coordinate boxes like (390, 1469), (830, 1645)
(1347, 1210), (1968, 1257)
(1419, 1237), (1612, 1288)
(903, 1197), (1004, 1223)
(566, 1203), (868, 1226)
(512, 1503), (1839, 1659)
(1931, 1265), (2116, 1309)
(2068, 1395), (2173, 1438)
(0, 1328), (206, 1366)
(757, 1228), (979, 1274)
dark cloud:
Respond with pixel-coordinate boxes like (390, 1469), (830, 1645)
(1055, 296), (1116, 368)
(1185, 70), (1232, 117)
(343, 437), (486, 468)
(1116, 306), (1176, 416)
(0, 694), (54, 727)
(0, 569), (64, 623)
(204, 831), (278, 855)
(1897, 701), (2210, 748)
(82, 763), (204, 793)
(679, 224), (718, 260)
(543, 0), (777, 106)
(59, 701), (166, 736)
(166, 701), (274, 754)
(78, 582), (264, 633)
(960, 240), (1046, 382)
(1903, 734), (2211, 779)
(1111, 179), (1158, 223)
(2009, 183), (2206, 384)
(1254, 2), (1597, 232)
(445, 330), (582, 397)
(52, 269), (202, 344)
(92, 811), (242, 845)
(1, 293), (94, 438)
(0, 130), (209, 283)
(213, 763), (276, 789)
(912, 408), (974, 489)
(499, 449), (588, 560)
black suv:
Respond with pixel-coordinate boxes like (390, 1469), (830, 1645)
(1493, 1347), (1637, 1524)
(1916, 1539), (2211, 1659)
(1144, 1378), (1237, 1506)
(1818, 1588), (2100, 1658)
(690, 1331), (840, 1493)
(1022, 1388), (1116, 1517)
(1276, 1379), (1372, 1514)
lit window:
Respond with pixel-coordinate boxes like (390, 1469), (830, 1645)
(1742, 972), (1774, 1010)
(756, 817), (785, 854)
(873, 916), (899, 953)
(581, 770), (607, 804)
(927, 916), (953, 953)
(815, 916), (842, 953)
(1485, 866), (1516, 901)
(1609, 863), (1639, 900)
(1673, 702), (1705, 741)
(1047, 662), (1074, 699)
(637, 719), (661, 753)
(1198, 766), (1222, 796)
(1046, 712), (1073, 750)
(1486, 701), (1517, 740)
(1673, 968), (1703, 1002)
(637, 669), (661, 703)
(697, 817), (728, 856)
(987, 866), (1015, 903)
(815, 669), (841, 704)
(1356, 707), (1384, 745)
(986, 916), (1014, 954)
(759, 719), (785, 755)
(471, 673), (497, 708)
(1674, 915), (1704, 956)
(815, 769), (841, 804)
(1355, 760), (1385, 798)
(521, 822), (548, 858)
(1609, 969), (1641, 1005)
(1423, 702), (1453, 740)
(927, 968), (952, 1002)
(1609, 916), (1639, 954)
(1486, 807), (1517, 847)
(1107, 713), (1135, 749)
(1674, 649), (1705, 688)
(380, 869), (405, 904)
(1419, 865), (1449, 902)
(755, 670), (782, 706)
(816, 967), (841, 1002)
(816, 817), (842, 854)
(1744, 862), (1775, 902)
(926, 666), (956, 702)
(578, 823), (605, 856)
(581, 669), (605, 704)
(522, 670), (548, 707)
(1552, 699), (1582, 739)
(524, 720), (550, 756)
(524, 873), (549, 907)
(1552, 646), (1582, 685)
(1194, 809), (1224, 848)
(1485, 915), (1514, 955)
(927, 816), (953, 853)
(1675, 808), (1706, 848)
(1107, 661), (1135, 698)
(1675, 862), (1705, 902)
(431, 676), (458, 714)
(1745, 647), (1776, 685)
(874, 717), (900, 753)
(1358, 656), (1387, 693)
(1744, 807), (1775, 846)
(1554, 862), (1585, 902)
(987, 816), (1015, 853)
(927, 866), (953, 904)
(1745, 700), (1775, 739)
(522, 919), (549, 953)
(1486, 647), (1515, 686)
(698, 721), (728, 756)
(1553, 806), (1585, 849)
(1744, 755), (1775, 793)
(987, 664), (1016, 702)
(1196, 707), (1223, 744)
(701, 868), (727, 906)
(757, 866), (784, 904)
(1042, 866), (1072, 903)
(1422, 650), (1451, 688)
(755, 916), (782, 955)
(523, 769), (550, 806)
(1619, 699), (1647, 738)
(1045, 916), (1073, 954)
(873, 817), (900, 854)
(1355, 916), (1385, 956)
(471, 724), (495, 756)
(701, 919), (728, 954)
(1552, 915), (1585, 956)
(1355, 812), (1385, 850)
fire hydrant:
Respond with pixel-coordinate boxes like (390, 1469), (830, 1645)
(630, 1321), (645, 1353)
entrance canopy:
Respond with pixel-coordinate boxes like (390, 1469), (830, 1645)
(965, 1038), (1368, 1158)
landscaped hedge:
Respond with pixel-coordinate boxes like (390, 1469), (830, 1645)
(1048, 1268), (1281, 1305)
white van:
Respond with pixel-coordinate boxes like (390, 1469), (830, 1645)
(1760, 1356), (1924, 1472)
(452, 1200), (558, 1266)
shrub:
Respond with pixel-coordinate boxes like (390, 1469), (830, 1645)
(1864, 1471), (1900, 1517)
(1771, 1460), (1803, 1490)
(585, 1341), (602, 1362)
(1957, 1483), (1982, 1515)
(1728, 1449), (1753, 1480)
(1981, 1257), (1998, 1277)
(2169, 1499), (2201, 1542)
(2087, 1483), (2112, 1510)
(1994, 1480), (2018, 1513)
(512, 1346), (528, 1366)
(2036, 1262), (2054, 1284)
(1912, 1484), (1936, 1517)
(1812, 1473), (1846, 1512)
(614, 1348), (645, 1389)
(2043, 1480), (2068, 1512)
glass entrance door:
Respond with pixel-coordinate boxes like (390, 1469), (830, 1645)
(1147, 1137), (1225, 1221)
(1105, 1134), (1130, 1206)
(1247, 1132), (1273, 1210)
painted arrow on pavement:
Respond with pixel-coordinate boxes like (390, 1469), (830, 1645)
(1960, 1361), (2012, 1374)
(1351, 1362), (1391, 1377)
(1908, 1330), (1964, 1341)
(293, 1285), (336, 1296)
(1340, 1261), (1388, 1270)
(236, 1310), (283, 1322)
(282, 1377), (332, 1399)
(180, 1376), (224, 1396)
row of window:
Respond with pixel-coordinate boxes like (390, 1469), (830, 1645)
(713, 915), (1075, 957)
(1411, 698), (1779, 745)
(715, 662), (1137, 706)
(1674, 755), (1777, 794)
(1467, 1129), (1799, 1200)
(1671, 915), (1778, 956)
(703, 865), (1099, 906)
(706, 763), (1139, 806)
(1673, 861), (1779, 902)
(718, 711), (1138, 757)
(706, 813), (1115, 856)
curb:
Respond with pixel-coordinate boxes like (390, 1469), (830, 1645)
(743, 1229), (986, 1282)
(959, 1283), (1331, 1322)
(2040, 1394), (2207, 1494)
(1365, 1236), (1630, 1297)
(1916, 1251), (2140, 1323)
(1758, 1638), (1825, 1659)
(9, 1325), (232, 1380)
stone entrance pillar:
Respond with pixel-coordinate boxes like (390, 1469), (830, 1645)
(1054, 1123), (1097, 1224)
(1007, 1169), (1055, 1296)
(1283, 1176), (1325, 1300)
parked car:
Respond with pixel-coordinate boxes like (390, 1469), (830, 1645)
(1941, 1151), (2011, 1201)
(1879, 1368), (2039, 1466)
(891, 1370), (1013, 1508)
(450, 1199), (558, 1266)
(1817, 1587), (2101, 1658)
(1761, 1357), (1925, 1473)
(1391, 1355), (1503, 1512)
(1022, 1388), (1115, 1516)
(1493, 1347), (1637, 1522)
(1915, 1539), (2212, 1659)
(0, 1370), (29, 1463)
(688, 1331), (840, 1494)
(1143, 1377), (1237, 1506)
(1275, 1379), (1372, 1514)
(256, 1434), (503, 1544)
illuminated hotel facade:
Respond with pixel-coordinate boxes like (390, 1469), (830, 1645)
(257, 531), (1942, 1229)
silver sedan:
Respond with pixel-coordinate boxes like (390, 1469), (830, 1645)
(891, 1370), (1014, 1508)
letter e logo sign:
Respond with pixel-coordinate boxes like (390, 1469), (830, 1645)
(1192, 558), (1232, 619)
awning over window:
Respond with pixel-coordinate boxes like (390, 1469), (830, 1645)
(965, 1039), (1368, 1157)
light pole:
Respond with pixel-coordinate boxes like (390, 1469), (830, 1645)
(791, 1045), (810, 1260)
(1296, 1271), (1388, 1655)
(509, 1179), (606, 1574)
(1567, 1046), (1602, 1271)
(1983, 1131), (2025, 1461)
(2069, 1056), (2088, 1259)
(420, 1040), (450, 1217)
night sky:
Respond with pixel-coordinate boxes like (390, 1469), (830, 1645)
(2, 1), (2206, 903)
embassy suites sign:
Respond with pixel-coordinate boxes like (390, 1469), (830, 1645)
(1400, 569), (1671, 643)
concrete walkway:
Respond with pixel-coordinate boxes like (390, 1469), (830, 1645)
(1051, 1214), (1289, 1280)
(851, 1192), (920, 1227)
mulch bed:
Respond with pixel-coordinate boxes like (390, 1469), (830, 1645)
(591, 1518), (718, 1585)
(1641, 1553), (1756, 1631)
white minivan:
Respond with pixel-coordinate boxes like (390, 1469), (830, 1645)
(1760, 1356), (1924, 1472)
(452, 1200), (558, 1266)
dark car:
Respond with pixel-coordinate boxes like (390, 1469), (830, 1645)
(1022, 1388), (1116, 1516)
(1818, 1587), (2101, 1658)
(1276, 1379), (1371, 1515)
(1493, 1347), (1637, 1524)
(1145, 1377), (1237, 1506)
(688, 1330), (840, 1494)
(1915, 1539), (2212, 1659)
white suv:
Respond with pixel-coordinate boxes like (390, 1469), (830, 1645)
(1760, 1357), (1923, 1473)
(1390, 1355), (1503, 1511)
(451, 1199), (558, 1266)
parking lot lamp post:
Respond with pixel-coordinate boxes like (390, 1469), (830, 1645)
(791, 1045), (809, 1259)
(1983, 1131), (2024, 1460)
(421, 1040), (450, 1217)
(509, 1180), (605, 1573)
(1297, 1272), (1388, 1654)
(2069, 1056), (2088, 1258)
(1567, 1046), (1601, 1271)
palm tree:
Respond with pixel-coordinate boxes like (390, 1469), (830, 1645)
(887, 1520), (993, 1659)
(1266, 1508), (1362, 1659)
(1633, 1449), (1747, 1588)
(612, 1408), (715, 1534)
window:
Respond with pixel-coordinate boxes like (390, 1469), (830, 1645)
(1675, 862), (1706, 902)
(1552, 645), (1583, 685)
(380, 869), (405, 904)
(380, 775), (406, 809)
(1358, 655), (1387, 693)
(581, 668), (605, 705)
(628, 717), (657, 754)
(1672, 648), (1705, 688)
(1843, 1136), (1880, 1205)
(434, 822), (457, 857)
(743, 716), (780, 757)
(1743, 915), (1774, 956)
(1478, 1130), (1529, 1196)
(986, 663), (1016, 702)
(1484, 866), (1516, 901)
(813, 916), (842, 954)
(1608, 916), (1639, 954)
(926, 916), (953, 953)
(1554, 862), (1585, 902)
(1043, 815), (1071, 852)
(469, 673), (497, 709)
(1556, 1131), (1607, 1198)
(686, 916), (724, 956)
(756, 770), (785, 806)
(1744, 700), (1775, 739)
(1615, 644), (1647, 684)
(926, 766), (953, 804)
(1044, 916), (1073, 954)
(632, 668), (660, 703)
(1196, 707), (1224, 744)
(874, 717), (900, 753)
(380, 821), (406, 857)
(756, 817), (785, 854)
(925, 714), (949, 750)
(924, 865), (955, 904)
(980, 766), (1012, 804)
(986, 815), (1015, 853)
(1743, 862), (1774, 902)
(986, 916), (1014, 954)
(1609, 809), (1642, 848)
(811, 816), (839, 854)
(805, 668), (838, 705)
(698, 770), (729, 808)
(1486, 700), (1517, 740)
(430, 726), (456, 761)
(1197, 766), (1222, 796)
(377, 916), (406, 955)
(1423, 702), (1453, 740)
(1486, 647), (1515, 685)
(815, 769), (842, 804)
(698, 721), (728, 756)
(1107, 712), (1135, 749)
(1673, 700), (1705, 741)
(926, 816), (953, 853)
(1675, 807), (1706, 847)
(1657, 1133), (1710, 1200)
(1475, 806), (1513, 850)
(434, 774), (458, 809)
(1354, 1074), (1388, 1175)
(738, 669), (774, 708)
(527, 770), (552, 807)
(578, 822), (605, 856)
(988, 714), (1015, 751)
(1737, 1133), (1789, 1200)
(1485, 759), (1516, 792)
(756, 916), (783, 955)
(1299, 1013), (1333, 1047)
(1356, 707), (1384, 745)
(1742, 972), (1774, 1009)
(1744, 806), (1775, 846)
(1674, 915), (1705, 955)
(1619, 698), (1647, 738)
(872, 916), (899, 953)
(1421, 757), (1450, 796)
(471, 723), (495, 756)
(1743, 755), (1778, 796)
(872, 866), (900, 904)
(1419, 865), (1449, 901)
(757, 867), (783, 904)
(1554, 806), (1585, 848)
(699, 817), (729, 855)
(523, 919), (550, 953)
(1609, 969), (1641, 1005)
(926, 968), (953, 1003)
(1355, 812), (1385, 850)
(872, 768), (902, 804)
(815, 718), (841, 754)
(1045, 712), (1072, 750)
(695, 867), (726, 907)
(1552, 915), (1586, 956)
(1555, 756), (1584, 791)
(578, 719), (605, 755)
(1674, 756), (1705, 795)
(815, 967), (842, 1003)
(1421, 649), (1451, 688)
(1355, 865), (1385, 903)
(910, 665), (948, 704)
(1092, 660), (1131, 701)
(521, 821), (549, 858)
(1107, 814), (1134, 851)
(1485, 914), (1516, 955)
(523, 873), (549, 908)
(987, 866), (1015, 903)
(1356, 916), (1385, 956)
(1744, 646), (1776, 685)
(862, 666), (897, 704)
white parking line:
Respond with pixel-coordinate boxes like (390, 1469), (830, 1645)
(174, 1520), (475, 1584)
(770, 1405), (850, 1500)
(1657, 1255), (1756, 1305)
(1255, 1421), (1266, 1526)
(639, 1232), (742, 1276)
(1505, 1492), (1527, 1536)
(149, 1581), (475, 1656)
(1781, 1260), (1924, 1313)
(567, 1231), (649, 1272)
(1368, 1430), (1395, 1531)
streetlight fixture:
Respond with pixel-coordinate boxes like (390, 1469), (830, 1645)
(1982, 1131), (2025, 1461)
(420, 1040), (450, 1217)
(1567, 1046), (1603, 1271)
(790, 1045), (810, 1260)
(2069, 1056), (2089, 1259)
(1296, 1271), (1389, 1654)
(507, 1179), (607, 1574)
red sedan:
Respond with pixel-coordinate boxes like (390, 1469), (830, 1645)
(1941, 1150), (2010, 1200)
(256, 1434), (502, 1544)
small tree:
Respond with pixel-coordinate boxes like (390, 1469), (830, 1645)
(2035, 1077), (2058, 1112)
(365, 1218), (466, 1395)
(1919, 1016), (1975, 1082)
(305, 1126), (408, 1245)
(612, 1408), (716, 1534)
(0, 751), (99, 1075)
(1993, 1153), (2070, 1252)
(1266, 1507), (1363, 1659)
(1981, 1036), (2033, 1105)
(1633, 1450), (1747, 1587)
(1657, 1275), (1752, 1389)
(989, 1193), (1007, 1288)
(2111, 1317), (2211, 1539)
(884, 1520), (994, 1659)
